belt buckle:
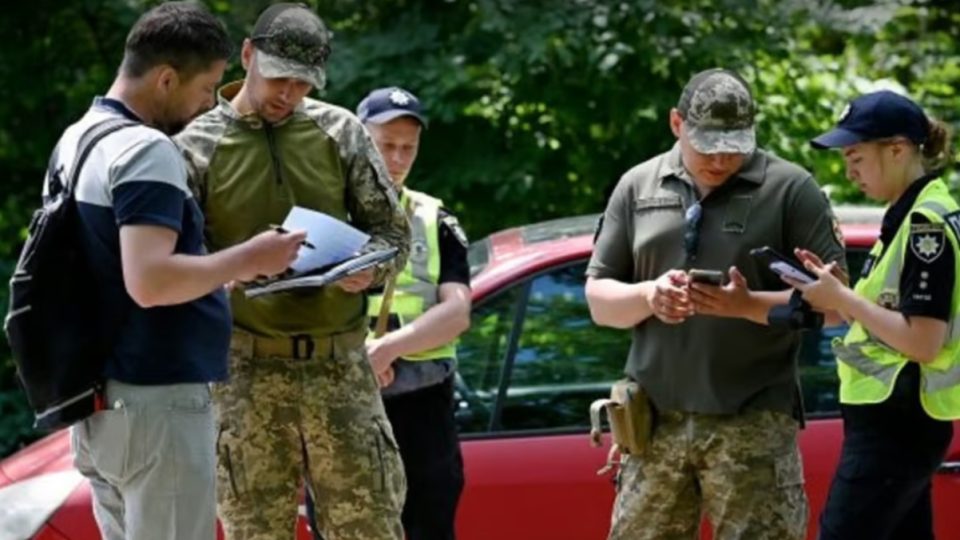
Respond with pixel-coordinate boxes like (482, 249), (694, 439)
(291, 334), (315, 360)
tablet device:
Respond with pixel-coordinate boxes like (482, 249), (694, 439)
(749, 246), (817, 284)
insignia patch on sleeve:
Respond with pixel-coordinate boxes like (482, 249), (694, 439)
(945, 210), (960, 240)
(910, 222), (945, 263)
(831, 214), (845, 246)
(442, 215), (469, 248)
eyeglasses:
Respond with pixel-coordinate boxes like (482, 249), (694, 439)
(684, 201), (703, 264)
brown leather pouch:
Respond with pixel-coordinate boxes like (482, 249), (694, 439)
(589, 379), (653, 456)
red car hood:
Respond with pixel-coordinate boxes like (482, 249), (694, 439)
(0, 431), (84, 539)
(0, 430), (74, 487)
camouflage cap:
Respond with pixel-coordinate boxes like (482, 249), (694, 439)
(251, 3), (331, 89)
(677, 68), (756, 154)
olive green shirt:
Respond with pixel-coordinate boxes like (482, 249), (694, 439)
(587, 144), (846, 415)
(175, 81), (410, 338)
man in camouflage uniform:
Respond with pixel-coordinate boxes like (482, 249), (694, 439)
(585, 68), (848, 539)
(175, 4), (408, 539)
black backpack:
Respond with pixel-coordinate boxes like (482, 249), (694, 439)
(5, 117), (135, 430)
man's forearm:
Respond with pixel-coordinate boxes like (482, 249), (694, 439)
(123, 244), (253, 307)
(585, 278), (655, 329)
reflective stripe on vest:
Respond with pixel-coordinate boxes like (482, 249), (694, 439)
(834, 180), (960, 419)
(367, 188), (456, 361)
(832, 342), (899, 387)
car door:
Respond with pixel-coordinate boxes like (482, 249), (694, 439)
(455, 261), (625, 540)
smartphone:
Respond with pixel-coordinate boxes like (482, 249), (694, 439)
(688, 269), (725, 286)
(749, 246), (816, 284)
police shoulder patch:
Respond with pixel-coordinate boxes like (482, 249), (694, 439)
(910, 221), (945, 264)
(441, 214), (469, 248)
(944, 210), (960, 241)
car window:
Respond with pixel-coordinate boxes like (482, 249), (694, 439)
(798, 245), (871, 417)
(497, 262), (628, 432)
(455, 284), (525, 434)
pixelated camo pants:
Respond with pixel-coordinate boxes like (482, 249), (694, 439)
(214, 331), (406, 540)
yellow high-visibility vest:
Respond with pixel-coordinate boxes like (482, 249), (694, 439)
(834, 179), (960, 420)
(367, 188), (456, 360)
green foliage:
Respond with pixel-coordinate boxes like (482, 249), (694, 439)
(319, 0), (812, 235)
(1, 0), (960, 457)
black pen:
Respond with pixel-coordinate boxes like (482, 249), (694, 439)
(270, 224), (316, 249)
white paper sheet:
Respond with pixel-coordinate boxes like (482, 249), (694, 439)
(281, 206), (370, 274)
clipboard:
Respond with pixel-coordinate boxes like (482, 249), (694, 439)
(244, 248), (399, 298)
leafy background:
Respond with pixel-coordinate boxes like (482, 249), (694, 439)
(1, 0), (958, 457)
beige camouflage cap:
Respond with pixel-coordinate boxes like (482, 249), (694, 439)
(677, 68), (756, 154)
(251, 3), (331, 89)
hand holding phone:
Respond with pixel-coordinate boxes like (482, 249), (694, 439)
(749, 247), (816, 284)
(688, 269), (725, 286)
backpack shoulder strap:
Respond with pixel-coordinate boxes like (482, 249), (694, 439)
(60, 117), (138, 199)
(44, 142), (65, 200)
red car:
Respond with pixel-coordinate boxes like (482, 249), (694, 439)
(2, 208), (960, 540)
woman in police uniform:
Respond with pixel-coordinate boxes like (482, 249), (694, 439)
(789, 90), (956, 540)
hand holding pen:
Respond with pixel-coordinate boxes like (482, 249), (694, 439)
(233, 227), (308, 282)
(270, 224), (316, 249)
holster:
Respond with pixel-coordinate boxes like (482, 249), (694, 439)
(589, 379), (653, 457)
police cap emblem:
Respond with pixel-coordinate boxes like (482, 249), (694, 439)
(389, 89), (411, 106)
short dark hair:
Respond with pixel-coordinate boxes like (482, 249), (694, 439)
(120, 2), (232, 80)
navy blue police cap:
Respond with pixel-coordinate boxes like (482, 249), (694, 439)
(811, 90), (929, 149)
(356, 87), (427, 127)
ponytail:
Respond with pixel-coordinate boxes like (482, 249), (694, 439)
(922, 118), (953, 172)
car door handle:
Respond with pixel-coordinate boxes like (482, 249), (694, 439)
(937, 461), (960, 474)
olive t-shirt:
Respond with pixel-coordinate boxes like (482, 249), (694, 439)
(587, 144), (847, 415)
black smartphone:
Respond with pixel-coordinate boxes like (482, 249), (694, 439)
(688, 269), (725, 286)
(749, 246), (817, 284)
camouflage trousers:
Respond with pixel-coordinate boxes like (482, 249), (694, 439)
(608, 409), (807, 540)
(214, 329), (406, 540)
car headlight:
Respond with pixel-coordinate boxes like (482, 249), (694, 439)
(0, 470), (83, 540)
